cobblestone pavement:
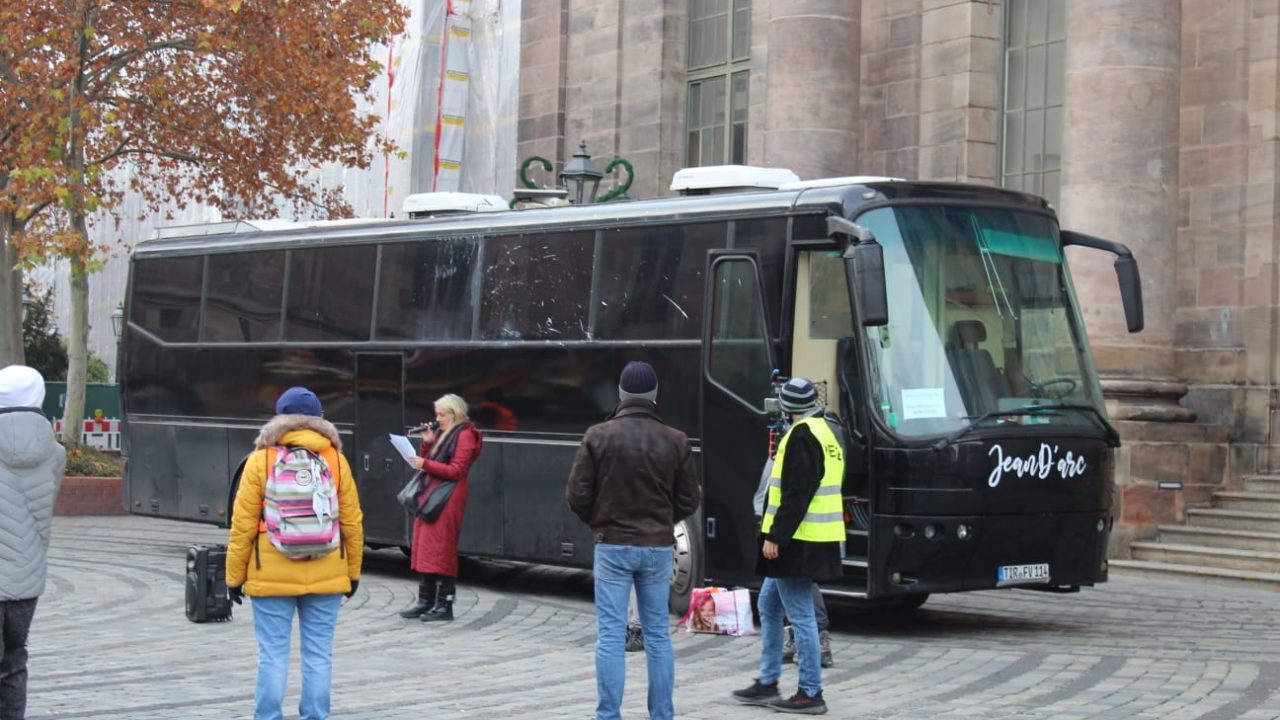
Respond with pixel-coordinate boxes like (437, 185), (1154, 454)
(26, 516), (1280, 719)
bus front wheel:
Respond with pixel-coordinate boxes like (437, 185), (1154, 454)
(670, 517), (702, 616)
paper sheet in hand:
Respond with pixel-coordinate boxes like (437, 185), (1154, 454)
(388, 434), (417, 465)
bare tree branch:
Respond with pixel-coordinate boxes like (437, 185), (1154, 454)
(88, 37), (198, 93)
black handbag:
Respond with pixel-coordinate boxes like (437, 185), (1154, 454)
(418, 479), (456, 522)
(396, 472), (426, 516)
(397, 471), (455, 523)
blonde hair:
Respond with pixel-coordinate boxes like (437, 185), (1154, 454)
(429, 393), (471, 455)
(435, 392), (471, 420)
(434, 393), (469, 423)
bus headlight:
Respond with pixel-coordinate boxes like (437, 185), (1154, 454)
(956, 523), (971, 540)
(1097, 518), (1106, 532)
(923, 524), (939, 540)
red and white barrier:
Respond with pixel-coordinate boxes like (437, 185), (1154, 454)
(52, 417), (121, 451)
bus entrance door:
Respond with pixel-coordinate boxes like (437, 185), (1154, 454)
(354, 353), (410, 547)
(701, 252), (776, 589)
(792, 251), (869, 597)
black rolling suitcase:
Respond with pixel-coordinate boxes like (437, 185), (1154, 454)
(185, 544), (232, 623)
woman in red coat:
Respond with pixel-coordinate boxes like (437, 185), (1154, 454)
(398, 393), (483, 622)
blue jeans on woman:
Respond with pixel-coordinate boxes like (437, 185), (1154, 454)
(251, 594), (343, 720)
(758, 576), (822, 696)
(593, 543), (674, 720)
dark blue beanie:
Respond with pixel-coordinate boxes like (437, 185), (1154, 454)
(276, 387), (323, 417)
(618, 361), (658, 402)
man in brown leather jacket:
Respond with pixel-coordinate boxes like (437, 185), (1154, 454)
(565, 360), (700, 720)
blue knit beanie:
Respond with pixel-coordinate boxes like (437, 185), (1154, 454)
(275, 387), (323, 417)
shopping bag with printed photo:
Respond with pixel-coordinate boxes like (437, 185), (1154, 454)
(721, 587), (757, 636)
(682, 586), (756, 635)
(682, 587), (726, 634)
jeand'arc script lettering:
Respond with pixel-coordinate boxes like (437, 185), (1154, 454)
(987, 443), (1087, 488)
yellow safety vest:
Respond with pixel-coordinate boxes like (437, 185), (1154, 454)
(761, 416), (845, 542)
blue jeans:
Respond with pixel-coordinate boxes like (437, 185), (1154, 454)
(758, 576), (822, 696)
(251, 594), (343, 720)
(593, 544), (674, 720)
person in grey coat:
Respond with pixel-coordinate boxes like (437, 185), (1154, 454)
(0, 365), (66, 719)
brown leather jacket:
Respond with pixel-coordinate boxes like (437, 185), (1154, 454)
(565, 399), (701, 546)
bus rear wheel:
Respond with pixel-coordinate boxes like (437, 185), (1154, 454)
(670, 517), (702, 616)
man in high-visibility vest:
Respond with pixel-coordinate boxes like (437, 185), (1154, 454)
(733, 377), (844, 715)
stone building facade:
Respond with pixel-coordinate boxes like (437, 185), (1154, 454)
(517, 0), (1280, 554)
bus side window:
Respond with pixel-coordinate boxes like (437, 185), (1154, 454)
(707, 257), (771, 409)
(479, 232), (593, 340)
(205, 250), (285, 343)
(375, 238), (477, 341)
(285, 245), (376, 342)
(595, 222), (722, 340)
(131, 256), (204, 343)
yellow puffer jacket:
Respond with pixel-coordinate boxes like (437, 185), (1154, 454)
(226, 415), (363, 596)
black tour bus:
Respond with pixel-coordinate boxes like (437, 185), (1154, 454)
(119, 169), (1143, 611)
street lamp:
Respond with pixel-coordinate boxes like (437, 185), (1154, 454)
(20, 290), (31, 324)
(110, 302), (124, 339)
(559, 140), (604, 205)
(516, 141), (634, 207)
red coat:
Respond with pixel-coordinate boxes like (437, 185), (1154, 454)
(410, 423), (482, 576)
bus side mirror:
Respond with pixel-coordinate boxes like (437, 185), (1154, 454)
(828, 216), (889, 327)
(849, 242), (889, 327)
(1060, 230), (1144, 333)
(1114, 256), (1143, 333)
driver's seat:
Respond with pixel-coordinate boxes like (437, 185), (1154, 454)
(947, 320), (1011, 414)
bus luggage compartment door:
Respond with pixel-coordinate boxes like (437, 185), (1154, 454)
(354, 353), (410, 547)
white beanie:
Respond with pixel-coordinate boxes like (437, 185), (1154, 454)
(0, 365), (46, 408)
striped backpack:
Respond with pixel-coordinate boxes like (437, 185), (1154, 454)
(260, 446), (342, 560)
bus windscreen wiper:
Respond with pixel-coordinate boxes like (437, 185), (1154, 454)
(933, 403), (1119, 450)
(932, 406), (1059, 449)
(1034, 402), (1121, 447)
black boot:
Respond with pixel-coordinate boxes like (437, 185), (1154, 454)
(398, 575), (437, 619)
(421, 577), (455, 622)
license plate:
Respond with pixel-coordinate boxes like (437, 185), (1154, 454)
(997, 563), (1049, 586)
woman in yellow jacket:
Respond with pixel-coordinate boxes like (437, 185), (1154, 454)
(227, 387), (363, 720)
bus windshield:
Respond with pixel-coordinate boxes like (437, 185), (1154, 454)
(855, 204), (1105, 438)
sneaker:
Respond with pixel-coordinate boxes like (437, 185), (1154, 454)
(781, 625), (796, 664)
(625, 623), (644, 653)
(731, 679), (780, 706)
(769, 688), (827, 715)
(819, 630), (833, 669)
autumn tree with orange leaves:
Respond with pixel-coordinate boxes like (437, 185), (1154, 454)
(1, 0), (406, 444)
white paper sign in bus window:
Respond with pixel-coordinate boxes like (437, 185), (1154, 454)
(901, 388), (946, 420)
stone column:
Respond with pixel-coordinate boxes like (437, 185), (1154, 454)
(516, 0), (569, 184)
(1059, 0), (1190, 422)
(760, 1), (860, 179)
(917, 1), (1002, 183)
